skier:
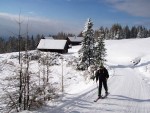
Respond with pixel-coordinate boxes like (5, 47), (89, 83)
(95, 65), (109, 99)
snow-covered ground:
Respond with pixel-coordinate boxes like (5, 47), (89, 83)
(0, 37), (150, 113)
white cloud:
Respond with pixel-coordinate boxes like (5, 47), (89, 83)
(105, 0), (150, 17)
(0, 12), (81, 37)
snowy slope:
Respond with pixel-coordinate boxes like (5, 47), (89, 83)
(1, 38), (150, 113)
(46, 68), (150, 113)
(46, 37), (150, 113)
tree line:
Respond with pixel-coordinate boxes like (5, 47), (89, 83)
(0, 24), (150, 54)
(0, 35), (40, 54)
(93, 24), (150, 40)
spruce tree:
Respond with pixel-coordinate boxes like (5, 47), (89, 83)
(94, 29), (107, 67)
(78, 18), (95, 69)
(123, 25), (130, 39)
(104, 27), (110, 40)
(137, 26), (143, 38)
(115, 29), (120, 39)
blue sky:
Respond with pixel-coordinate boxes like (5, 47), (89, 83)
(0, 0), (150, 37)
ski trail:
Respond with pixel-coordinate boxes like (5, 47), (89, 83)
(48, 67), (150, 113)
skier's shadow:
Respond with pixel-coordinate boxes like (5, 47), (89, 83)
(110, 65), (130, 69)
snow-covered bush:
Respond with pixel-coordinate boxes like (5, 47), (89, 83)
(87, 65), (97, 78)
(28, 83), (58, 110)
(38, 51), (61, 66)
(0, 50), (61, 112)
(65, 56), (78, 69)
(10, 54), (19, 59)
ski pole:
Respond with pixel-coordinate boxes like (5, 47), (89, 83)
(96, 81), (98, 89)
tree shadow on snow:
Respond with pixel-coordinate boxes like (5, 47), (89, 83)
(110, 95), (150, 103)
(134, 61), (150, 68)
(48, 87), (98, 113)
(109, 60), (150, 69)
(109, 65), (131, 69)
(69, 111), (80, 113)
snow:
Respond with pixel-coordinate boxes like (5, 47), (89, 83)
(105, 38), (150, 65)
(68, 37), (83, 42)
(37, 39), (67, 49)
(1, 37), (150, 113)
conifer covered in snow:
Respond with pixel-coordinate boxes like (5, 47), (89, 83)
(137, 27), (143, 38)
(115, 29), (121, 39)
(78, 18), (95, 69)
(94, 29), (107, 66)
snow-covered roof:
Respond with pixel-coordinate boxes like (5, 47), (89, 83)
(37, 39), (67, 50)
(68, 37), (83, 42)
(44, 37), (54, 40)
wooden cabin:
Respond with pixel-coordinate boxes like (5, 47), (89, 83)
(67, 36), (83, 45)
(37, 39), (69, 53)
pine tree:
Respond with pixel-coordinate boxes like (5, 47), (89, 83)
(104, 27), (110, 40)
(123, 25), (130, 39)
(115, 29), (120, 39)
(137, 26), (143, 38)
(131, 26), (138, 38)
(94, 29), (107, 67)
(111, 23), (122, 39)
(0, 37), (6, 53)
(78, 18), (95, 69)
(148, 29), (150, 37)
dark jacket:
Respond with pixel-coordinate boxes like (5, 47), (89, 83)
(95, 67), (109, 81)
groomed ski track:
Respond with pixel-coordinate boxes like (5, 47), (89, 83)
(49, 67), (150, 113)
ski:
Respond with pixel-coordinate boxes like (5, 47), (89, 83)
(94, 93), (110, 102)
(102, 92), (110, 99)
(94, 96), (102, 102)
(94, 97), (100, 102)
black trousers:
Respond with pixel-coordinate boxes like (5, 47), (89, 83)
(98, 78), (108, 96)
